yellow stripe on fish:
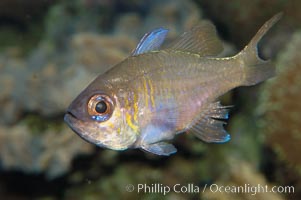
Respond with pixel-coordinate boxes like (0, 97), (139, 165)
(125, 96), (139, 134)
(142, 76), (149, 109)
(133, 92), (138, 122)
(125, 112), (139, 134)
(147, 78), (156, 109)
(142, 76), (156, 110)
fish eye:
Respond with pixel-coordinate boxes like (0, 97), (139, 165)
(87, 94), (113, 121)
(95, 100), (107, 114)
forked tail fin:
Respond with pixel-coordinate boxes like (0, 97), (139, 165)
(239, 13), (282, 86)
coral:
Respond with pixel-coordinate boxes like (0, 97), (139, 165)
(116, 0), (202, 36)
(0, 121), (93, 179)
(71, 33), (136, 73)
(255, 30), (301, 199)
(257, 31), (301, 174)
(257, 31), (301, 197)
(202, 160), (285, 200)
(0, 48), (27, 124)
(65, 156), (208, 200)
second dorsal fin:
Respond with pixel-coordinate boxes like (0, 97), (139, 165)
(166, 20), (223, 56)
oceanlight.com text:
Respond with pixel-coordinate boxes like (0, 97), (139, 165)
(205, 183), (294, 196)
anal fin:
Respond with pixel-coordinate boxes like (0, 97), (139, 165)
(188, 102), (231, 143)
(141, 142), (177, 156)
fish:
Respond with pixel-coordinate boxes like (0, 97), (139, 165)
(64, 13), (282, 156)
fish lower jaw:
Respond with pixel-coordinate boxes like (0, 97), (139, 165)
(64, 113), (77, 127)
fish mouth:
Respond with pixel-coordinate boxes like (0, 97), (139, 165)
(65, 110), (77, 119)
(64, 111), (89, 141)
(64, 110), (105, 146)
(64, 110), (79, 128)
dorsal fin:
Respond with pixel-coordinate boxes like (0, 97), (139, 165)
(166, 20), (223, 56)
(132, 28), (169, 56)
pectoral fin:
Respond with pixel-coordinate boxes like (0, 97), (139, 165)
(141, 142), (177, 156)
(188, 102), (231, 143)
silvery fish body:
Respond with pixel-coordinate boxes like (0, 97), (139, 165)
(64, 14), (281, 155)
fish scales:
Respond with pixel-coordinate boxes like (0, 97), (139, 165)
(129, 52), (238, 132)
